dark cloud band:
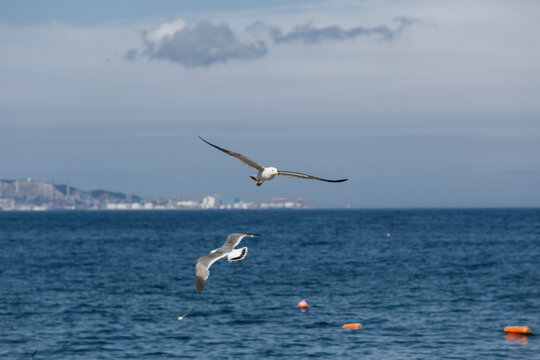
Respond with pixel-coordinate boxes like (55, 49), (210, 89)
(252, 17), (413, 43)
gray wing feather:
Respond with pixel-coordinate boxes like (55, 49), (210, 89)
(220, 233), (260, 252)
(278, 170), (348, 183)
(199, 136), (264, 171)
(195, 252), (225, 293)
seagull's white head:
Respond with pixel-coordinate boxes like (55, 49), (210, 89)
(268, 167), (279, 175)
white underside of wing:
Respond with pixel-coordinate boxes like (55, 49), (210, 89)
(227, 247), (248, 261)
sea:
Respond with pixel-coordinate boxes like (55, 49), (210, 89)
(1, 209), (539, 359)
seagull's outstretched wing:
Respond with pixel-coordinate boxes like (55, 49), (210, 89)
(278, 170), (348, 183)
(29, 350), (38, 360)
(195, 252), (226, 293)
(181, 310), (193, 318)
(221, 233), (260, 251)
(199, 136), (264, 171)
(167, 308), (193, 319)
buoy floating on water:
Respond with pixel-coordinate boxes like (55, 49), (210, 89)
(504, 326), (531, 335)
(342, 323), (362, 330)
(298, 299), (308, 310)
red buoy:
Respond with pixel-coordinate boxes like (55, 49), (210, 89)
(298, 299), (308, 310)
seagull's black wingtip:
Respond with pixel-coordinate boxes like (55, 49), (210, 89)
(324, 178), (348, 183)
(198, 136), (220, 149)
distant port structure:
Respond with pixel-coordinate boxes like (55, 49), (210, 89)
(0, 178), (309, 211)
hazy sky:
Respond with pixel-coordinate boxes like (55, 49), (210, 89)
(1, 0), (539, 207)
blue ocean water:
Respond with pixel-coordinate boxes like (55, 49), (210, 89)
(1, 209), (539, 359)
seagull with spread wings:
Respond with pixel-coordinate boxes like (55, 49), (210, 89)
(199, 136), (348, 186)
(167, 309), (193, 321)
(195, 233), (260, 293)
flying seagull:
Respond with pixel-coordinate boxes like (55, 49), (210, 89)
(195, 233), (260, 293)
(167, 309), (192, 321)
(199, 136), (348, 186)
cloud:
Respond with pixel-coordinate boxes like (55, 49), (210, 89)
(128, 20), (267, 67)
(128, 17), (415, 67)
(251, 17), (415, 44)
(145, 18), (186, 45)
(123, 48), (137, 61)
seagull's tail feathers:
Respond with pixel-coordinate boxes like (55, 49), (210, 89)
(228, 247), (248, 262)
(249, 175), (258, 182)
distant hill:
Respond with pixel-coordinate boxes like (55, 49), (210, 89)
(89, 189), (141, 202)
(54, 184), (80, 196)
(0, 178), (140, 208)
(0, 178), (60, 203)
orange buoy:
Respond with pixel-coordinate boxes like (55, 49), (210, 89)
(342, 323), (362, 329)
(504, 326), (530, 334)
(298, 299), (308, 310)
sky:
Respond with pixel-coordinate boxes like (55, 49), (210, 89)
(1, 0), (539, 208)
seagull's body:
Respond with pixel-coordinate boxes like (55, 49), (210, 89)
(199, 136), (348, 186)
(195, 233), (260, 293)
(168, 309), (192, 321)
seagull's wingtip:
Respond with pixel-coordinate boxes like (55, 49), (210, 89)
(195, 277), (206, 293)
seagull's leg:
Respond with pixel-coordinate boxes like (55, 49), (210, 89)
(256, 181), (263, 187)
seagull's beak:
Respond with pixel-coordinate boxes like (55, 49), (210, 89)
(276, 171), (279, 175)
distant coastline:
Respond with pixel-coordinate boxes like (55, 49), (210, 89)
(0, 178), (314, 211)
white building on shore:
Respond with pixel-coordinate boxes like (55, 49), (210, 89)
(201, 196), (219, 209)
